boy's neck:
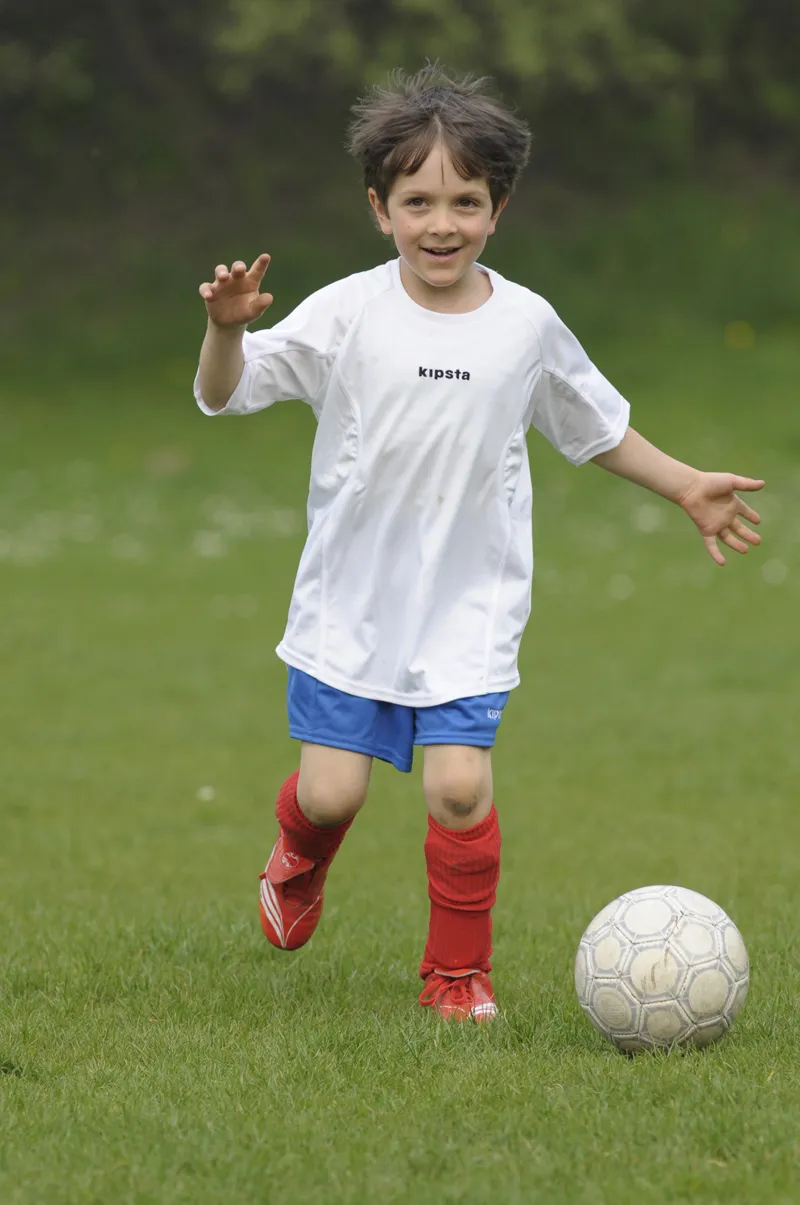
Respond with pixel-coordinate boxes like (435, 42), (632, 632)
(399, 259), (492, 314)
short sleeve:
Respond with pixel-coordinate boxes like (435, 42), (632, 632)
(194, 278), (358, 419)
(528, 301), (630, 465)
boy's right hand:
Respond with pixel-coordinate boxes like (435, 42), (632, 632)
(199, 253), (273, 328)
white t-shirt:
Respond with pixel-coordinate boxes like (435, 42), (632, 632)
(194, 259), (629, 706)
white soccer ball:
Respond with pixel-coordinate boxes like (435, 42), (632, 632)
(574, 885), (749, 1052)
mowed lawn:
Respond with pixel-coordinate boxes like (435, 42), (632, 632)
(2, 258), (800, 1202)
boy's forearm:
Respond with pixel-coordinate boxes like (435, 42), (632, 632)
(198, 321), (246, 412)
(592, 427), (698, 505)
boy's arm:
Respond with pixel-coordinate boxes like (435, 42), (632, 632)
(197, 255), (273, 411)
(592, 427), (764, 566)
(198, 322), (246, 413)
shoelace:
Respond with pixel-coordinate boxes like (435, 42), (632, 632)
(282, 861), (325, 907)
(420, 973), (474, 1010)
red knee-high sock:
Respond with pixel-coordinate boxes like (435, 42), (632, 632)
(420, 805), (501, 978)
(275, 771), (353, 863)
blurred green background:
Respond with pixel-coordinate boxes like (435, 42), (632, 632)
(6, 0), (800, 211)
(2, 4), (800, 1203)
(5, 0), (800, 336)
(3, 0), (799, 387)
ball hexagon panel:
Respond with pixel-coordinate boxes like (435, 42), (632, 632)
(625, 943), (688, 1003)
(671, 917), (722, 965)
(587, 928), (633, 977)
(692, 1018), (729, 1047)
(587, 979), (640, 1034)
(618, 886), (677, 916)
(616, 897), (677, 942)
(640, 999), (693, 1046)
(670, 886), (726, 924)
(722, 923), (749, 977)
(684, 965), (733, 1021)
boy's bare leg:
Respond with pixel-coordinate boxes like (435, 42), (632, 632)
(259, 745), (372, 950)
(419, 745), (501, 1020)
(422, 745), (493, 829)
(297, 743), (372, 825)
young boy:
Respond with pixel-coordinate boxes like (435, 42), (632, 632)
(195, 66), (763, 1022)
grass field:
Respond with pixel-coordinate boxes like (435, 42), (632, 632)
(2, 190), (800, 1203)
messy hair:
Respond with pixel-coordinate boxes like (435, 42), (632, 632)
(347, 63), (531, 213)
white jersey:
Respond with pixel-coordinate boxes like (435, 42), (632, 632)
(195, 259), (629, 706)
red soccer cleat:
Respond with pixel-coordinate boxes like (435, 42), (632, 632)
(258, 832), (333, 951)
(418, 969), (499, 1022)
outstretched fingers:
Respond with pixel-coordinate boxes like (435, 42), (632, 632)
(736, 495), (761, 525)
(250, 290), (274, 319)
(730, 516), (761, 546)
(198, 255), (269, 302)
(247, 253), (270, 279)
(198, 263), (230, 301)
(703, 534), (726, 566)
(703, 509), (762, 564)
(732, 476), (765, 493)
(719, 526), (751, 555)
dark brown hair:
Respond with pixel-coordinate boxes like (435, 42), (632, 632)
(347, 63), (531, 213)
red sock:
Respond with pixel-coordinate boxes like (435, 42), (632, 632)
(420, 805), (501, 978)
(275, 771), (353, 863)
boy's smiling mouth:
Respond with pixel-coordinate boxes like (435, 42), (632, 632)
(422, 246), (461, 260)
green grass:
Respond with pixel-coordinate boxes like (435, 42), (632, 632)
(2, 190), (800, 1203)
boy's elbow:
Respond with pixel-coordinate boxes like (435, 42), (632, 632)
(203, 393), (231, 413)
(194, 374), (235, 414)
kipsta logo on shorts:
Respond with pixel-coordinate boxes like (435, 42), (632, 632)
(487, 708), (502, 720)
(281, 851), (300, 870)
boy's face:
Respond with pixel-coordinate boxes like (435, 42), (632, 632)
(368, 143), (506, 296)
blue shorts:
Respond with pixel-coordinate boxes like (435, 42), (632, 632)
(286, 668), (510, 774)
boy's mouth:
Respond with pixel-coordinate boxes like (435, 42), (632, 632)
(422, 246), (461, 262)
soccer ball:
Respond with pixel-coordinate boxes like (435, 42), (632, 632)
(574, 885), (749, 1052)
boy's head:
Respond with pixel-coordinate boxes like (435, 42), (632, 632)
(348, 65), (531, 294)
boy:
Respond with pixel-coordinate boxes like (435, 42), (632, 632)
(195, 66), (763, 1022)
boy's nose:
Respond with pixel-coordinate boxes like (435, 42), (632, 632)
(427, 208), (458, 236)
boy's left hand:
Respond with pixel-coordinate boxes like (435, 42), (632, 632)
(678, 472), (764, 566)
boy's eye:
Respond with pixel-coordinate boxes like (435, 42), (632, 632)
(404, 197), (482, 209)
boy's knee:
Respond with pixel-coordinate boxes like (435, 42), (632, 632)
(296, 745), (371, 826)
(435, 788), (483, 825)
(423, 752), (493, 830)
(298, 782), (365, 826)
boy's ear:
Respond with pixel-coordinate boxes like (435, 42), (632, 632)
(368, 188), (393, 235)
(488, 195), (509, 235)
